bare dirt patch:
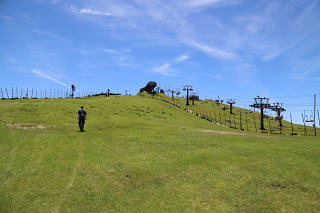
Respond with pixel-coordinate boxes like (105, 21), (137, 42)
(199, 130), (273, 138)
(7, 123), (45, 130)
(37, 125), (45, 129)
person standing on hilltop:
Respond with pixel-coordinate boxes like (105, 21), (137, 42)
(78, 106), (87, 132)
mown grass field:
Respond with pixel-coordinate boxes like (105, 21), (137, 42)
(0, 95), (320, 212)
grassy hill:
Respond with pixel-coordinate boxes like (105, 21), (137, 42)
(0, 95), (319, 212)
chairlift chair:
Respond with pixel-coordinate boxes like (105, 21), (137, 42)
(304, 111), (314, 123)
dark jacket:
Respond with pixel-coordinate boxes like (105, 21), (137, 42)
(78, 109), (87, 119)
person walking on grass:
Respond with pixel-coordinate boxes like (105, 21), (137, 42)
(78, 106), (87, 132)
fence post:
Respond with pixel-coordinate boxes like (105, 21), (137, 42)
(302, 113), (307, 135)
(214, 111), (217, 123)
(239, 110), (243, 130)
(268, 116), (272, 134)
(11, 87), (13, 99)
(16, 87), (18, 98)
(0, 88), (3, 99)
(219, 112), (221, 125)
(233, 113), (236, 129)
(225, 113), (228, 126)
(318, 110), (320, 131)
(253, 114), (257, 132)
(6, 88), (9, 99)
(279, 118), (282, 135)
(290, 113), (294, 135)
(245, 114), (249, 131)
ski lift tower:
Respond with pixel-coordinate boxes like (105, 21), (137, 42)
(270, 102), (286, 127)
(250, 96), (271, 130)
(183, 85), (193, 105)
(227, 99), (236, 114)
(166, 89), (176, 101)
(190, 91), (198, 105)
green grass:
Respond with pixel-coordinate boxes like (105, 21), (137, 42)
(0, 95), (320, 212)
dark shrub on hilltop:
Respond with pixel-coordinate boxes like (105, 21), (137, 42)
(139, 81), (157, 94)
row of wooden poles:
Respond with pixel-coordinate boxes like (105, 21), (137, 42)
(149, 94), (320, 136)
(0, 88), (92, 99)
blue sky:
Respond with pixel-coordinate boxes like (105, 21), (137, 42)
(0, 0), (320, 121)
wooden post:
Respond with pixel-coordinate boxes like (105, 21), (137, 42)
(239, 110), (243, 130)
(314, 94), (317, 136)
(318, 110), (320, 129)
(225, 113), (228, 127)
(245, 114), (249, 131)
(273, 115), (277, 132)
(0, 88), (4, 99)
(253, 114), (257, 132)
(290, 113), (294, 135)
(302, 113), (307, 136)
(11, 87), (13, 99)
(16, 87), (18, 98)
(20, 88), (23, 98)
(214, 112), (217, 123)
(219, 112), (221, 125)
(6, 88), (9, 99)
(268, 116), (272, 134)
(279, 118), (282, 135)
(233, 113), (236, 129)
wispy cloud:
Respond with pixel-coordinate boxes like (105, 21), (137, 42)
(151, 63), (178, 76)
(185, 39), (237, 60)
(68, 0), (319, 81)
(114, 55), (134, 66)
(69, 1), (237, 62)
(0, 15), (14, 22)
(32, 70), (69, 88)
(31, 29), (60, 38)
(175, 53), (189, 63)
(210, 75), (223, 80)
(101, 48), (117, 54)
(78, 8), (113, 16)
(185, 0), (239, 8)
(288, 54), (320, 80)
(71, 3), (140, 18)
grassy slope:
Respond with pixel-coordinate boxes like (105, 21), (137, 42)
(0, 95), (319, 212)
(156, 94), (317, 135)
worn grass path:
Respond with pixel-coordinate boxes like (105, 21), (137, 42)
(0, 95), (319, 212)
